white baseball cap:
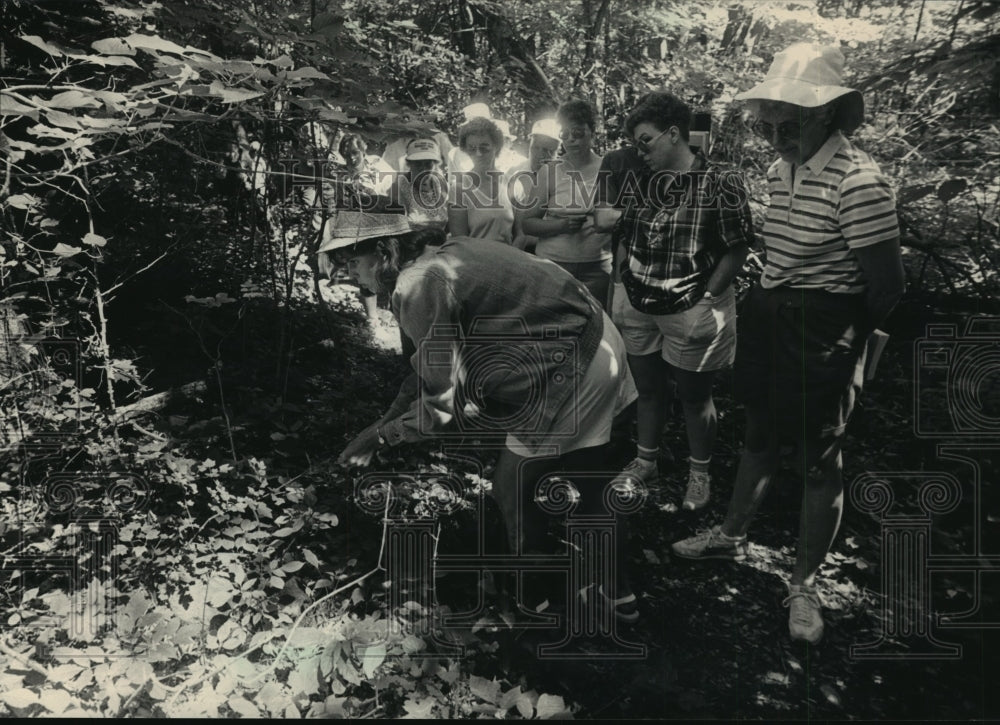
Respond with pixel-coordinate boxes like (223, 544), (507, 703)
(405, 138), (442, 162)
(530, 118), (561, 142)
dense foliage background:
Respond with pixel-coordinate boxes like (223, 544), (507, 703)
(1, 0), (998, 718)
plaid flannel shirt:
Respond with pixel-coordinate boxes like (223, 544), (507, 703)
(616, 155), (755, 314)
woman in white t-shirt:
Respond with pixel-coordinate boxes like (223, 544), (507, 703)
(519, 99), (612, 308)
(448, 117), (516, 245)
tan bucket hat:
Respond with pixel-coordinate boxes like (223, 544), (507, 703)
(735, 43), (865, 133)
(317, 210), (411, 254)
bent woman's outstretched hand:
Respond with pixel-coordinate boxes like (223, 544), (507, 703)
(337, 422), (381, 467)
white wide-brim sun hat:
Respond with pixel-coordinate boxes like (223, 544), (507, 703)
(735, 43), (865, 133)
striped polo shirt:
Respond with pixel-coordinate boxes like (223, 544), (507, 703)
(760, 131), (899, 293)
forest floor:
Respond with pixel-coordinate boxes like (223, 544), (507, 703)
(303, 288), (1000, 720)
(6, 284), (996, 719)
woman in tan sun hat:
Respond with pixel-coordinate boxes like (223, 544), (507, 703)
(334, 218), (639, 619)
(672, 43), (905, 646)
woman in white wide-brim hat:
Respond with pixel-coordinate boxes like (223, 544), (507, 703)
(672, 43), (905, 645)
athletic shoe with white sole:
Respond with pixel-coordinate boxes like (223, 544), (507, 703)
(671, 525), (748, 561)
(783, 583), (824, 644)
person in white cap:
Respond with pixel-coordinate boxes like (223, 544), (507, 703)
(509, 118), (561, 250)
(672, 43), (905, 645)
(493, 119), (529, 176)
(381, 110), (455, 174)
(508, 119), (561, 192)
(391, 137), (449, 232)
(527, 118), (562, 172)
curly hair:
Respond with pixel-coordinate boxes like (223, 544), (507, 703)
(458, 117), (503, 151)
(339, 132), (365, 159)
(624, 92), (692, 142)
(351, 227), (445, 293)
(557, 99), (597, 133)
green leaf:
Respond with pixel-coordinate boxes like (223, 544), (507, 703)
(257, 682), (294, 716)
(536, 693), (568, 719)
(206, 576), (235, 607)
(468, 675), (500, 704)
(0, 94), (40, 120)
(82, 233), (107, 247)
(361, 644), (385, 678)
(402, 694), (436, 718)
(227, 696), (259, 718)
(20, 35), (65, 56)
(6, 194), (40, 210)
(401, 635), (425, 654)
(91, 38), (135, 56)
(51, 243), (82, 257)
(499, 686), (523, 712)
(285, 67), (330, 81)
(45, 110), (80, 129)
(82, 54), (139, 68)
(48, 91), (102, 110)
(125, 660), (154, 685)
(208, 81), (265, 104)
(0, 688), (39, 709)
(281, 561), (304, 573)
(515, 693), (534, 719)
(217, 619), (246, 650)
(37, 688), (71, 714)
(123, 33), (188, 56)
(47, 664), (83, 683)
(268, 54), (294, 69)
(287, 655), (321, 696)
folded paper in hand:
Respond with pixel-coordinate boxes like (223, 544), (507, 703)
(864, 329), (890, 381)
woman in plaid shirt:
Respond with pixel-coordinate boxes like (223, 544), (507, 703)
(607, 92), (754, 513)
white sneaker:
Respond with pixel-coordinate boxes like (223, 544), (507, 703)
(610, 457), (659, 492)
(783, 583), (824, 644)
(682, 469), (710, 510)
(671, 525), (748, 561)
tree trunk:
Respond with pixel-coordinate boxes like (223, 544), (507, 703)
(572, 0), (613, 93)
(467, 2), (559, 107)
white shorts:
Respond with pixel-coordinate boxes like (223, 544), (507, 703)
(610, 282), (736, 372)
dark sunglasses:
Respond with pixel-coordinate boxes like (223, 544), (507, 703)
(558, 127), (588, 141)
(750, 118), (813, 141)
